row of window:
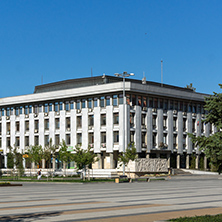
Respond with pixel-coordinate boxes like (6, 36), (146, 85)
(0, 94), (205, 117)
(0, 131), (120, 148)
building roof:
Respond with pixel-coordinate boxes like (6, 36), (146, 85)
(34, 74), (195, 94)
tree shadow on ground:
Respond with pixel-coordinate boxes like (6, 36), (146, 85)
(0, 211), (61, 221)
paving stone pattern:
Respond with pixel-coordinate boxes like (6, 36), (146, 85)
(0, 175), (222, 222)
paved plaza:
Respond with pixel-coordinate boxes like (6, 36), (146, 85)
(0, 175), (222, 221)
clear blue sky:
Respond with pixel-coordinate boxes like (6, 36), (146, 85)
(0, 0), (221, 98)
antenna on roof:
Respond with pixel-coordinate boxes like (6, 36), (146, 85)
(161, 59), (163, 87)
(142, 71), (146, 84)
(41, 75), (43, 85)
(91, 68), (93, 77)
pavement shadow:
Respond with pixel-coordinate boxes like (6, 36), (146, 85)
(0, 211), (61, 221)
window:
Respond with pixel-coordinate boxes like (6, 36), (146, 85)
(88, 115), (94, 127)
(193, 105), (196, 113)
(65, 102), (70, 111)
(192, 119), (196, 132)
(44, 104), (48, 113)
(7, 122), (10, 133)
(163, 134), (167, 144)
(59, 102), (63, 111)
(77, 133), (82, 145)
(152, 116), (157, 129)
(34, 105), (38, 114)
(66, 117), (70, 130)
(25, 121), (29, 131)
(49, 103), (53, 112)
(7, 137), (10, 147)
(38, 104), (42, 113)
(173, 117), (177, 131)
(34, 120), (39, 130)
(10, 107), (13, 115)
(66, 134), (70, 145)
(130, 131), (135, 143)
(55, 135), (60, 146)
(70, 101), (74, 110)
(132, 95), (136, 106)
(113, 95), (118, 106)
(55, 102), (59, 112)
(25, 136), (29, 147)
(45, 119), (49, 130)
(183, 103), (187, 112)
(88, 132), (94, 144)
(34, 136), (39, 146)
(15, 107), (19, 116)
(81, 99), (86, 109)
(138, 96), (142, 106)
(76, 100), (80, 110)
(101, 132), (106, 143)
(173, 135), (177, 148)
(175, 101), (178, 110)
(101, 114), (106, 126)
(6, 108), (10, 116)
(55, 118), (60, 130)
(113, 113), (119, 125)
(88, 98), (92, 108)
(154, 98), (158, 108)
(29, 105), (32, 114)
(106, 96), (110, 106)
(141, 114), (146, 126)
(45, 135), (49, 146)
(130, 113), (135, 128)
(143, 96), (147, 107)
(149, 98), (153, 108)
(119, 94), (123, 104)
(163, 116), (167, 129)
(160, 99), (163, 109)
(183, 135), (186, 148)
(100, 96), (105, 107)
(15, 121), (20, 132)
(153, 133), (157, 146)
(25, 106), (28, 115)
(113, 131), (119, 143)
(20, 106), (23, 114)
(170, 100), (173, 110)
(142, 132), (146, 145)
(15, 137), (20, 147)
(164, 100), (168, 110)
(179, 102), (183, 111)
(201, 121), (204, 133)
(77, 116), (82, 128)
(93, 98), (98, 107)
(183, 119), (186, 131)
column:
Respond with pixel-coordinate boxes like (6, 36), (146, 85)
(177, 154), (180, 169)
(195, 155), (199, 169)
(4, 155), (7, 168)
(52, 158), (56, 170)
(97, 153), (102, 169)
(157, 109), (163, 147)
(167, 153), (170, 168)
(186, 154), (189, 169)
(204, 156), (207, 170)
(42, 159), (45, 169)
(110, 153), (114, 169)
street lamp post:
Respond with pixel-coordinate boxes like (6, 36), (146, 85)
(114, 71), (134, 175)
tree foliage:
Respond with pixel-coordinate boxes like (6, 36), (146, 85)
(118, 142), (137, 166)
(25, 145), (43, 166)
(185, 83), (196, 91)
(59, 139), (73, 168)
(189, 84), (222, 173)
(73, 145), (98, 170)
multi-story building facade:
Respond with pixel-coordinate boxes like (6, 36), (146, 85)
(0, 75), (213, 170)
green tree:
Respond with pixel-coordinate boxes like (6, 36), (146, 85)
(7, 146), (14, 169)
(48, 138), (57, 170)
(189, 84), (222, 173)
(59, 140), (74, 175)
(73, 145), (98, 180)
(25, 145), (43, 168)
(185, 83), (196, 91)
(118, 142), (137, 167)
